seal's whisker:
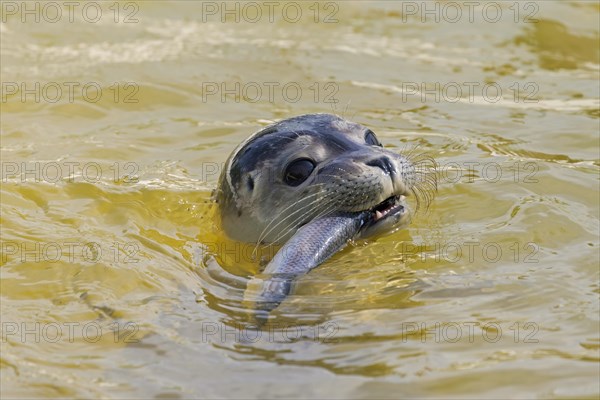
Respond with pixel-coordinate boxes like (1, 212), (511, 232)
(396, 142), (412, 159)
(411, 186), (423, 212)
(411, 155), (438, 172)
(268, 182), (352, 237)
(269, 200), (342, 246)
(253, 184), (332, 251)
(413, 169), (438, 189)
(330, 103), (339, 116)
(261, 196), (342, 251)
(257, 191), (323, 244)
(269, 205), (336, 246)
(253, 201), (329, 258)
(398, 148), (437, 213)
(399, 143), (422, 161)
(411, 183), (435, 212)
(343, 99), (351, 119)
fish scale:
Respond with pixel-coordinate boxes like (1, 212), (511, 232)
(246, 211), (370, 319)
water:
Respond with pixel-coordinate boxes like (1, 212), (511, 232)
(1, 1), (599, 398)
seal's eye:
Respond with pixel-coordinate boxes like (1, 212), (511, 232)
(365, 130), (382, 147)
(284, 158), (315, 186)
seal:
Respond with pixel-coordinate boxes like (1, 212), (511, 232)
(215, 113), (435, 318)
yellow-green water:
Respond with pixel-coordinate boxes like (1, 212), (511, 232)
(1, 1), (599, 398)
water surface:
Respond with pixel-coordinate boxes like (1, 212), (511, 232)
(1, 1), (599, 398)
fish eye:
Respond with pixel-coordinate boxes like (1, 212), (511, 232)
(283, 158), (315, 186)
(365, 130), (382, 147)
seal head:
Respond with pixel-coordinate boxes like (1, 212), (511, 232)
(216, 113), (424, 245)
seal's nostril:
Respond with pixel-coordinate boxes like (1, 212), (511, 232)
(366, 157), (396, 176)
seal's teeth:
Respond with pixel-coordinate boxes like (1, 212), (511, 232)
(375, 210), (383, 220)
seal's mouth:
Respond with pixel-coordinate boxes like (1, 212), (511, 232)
(371, 195), (405, 222)
(356, 194), (409, 239)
